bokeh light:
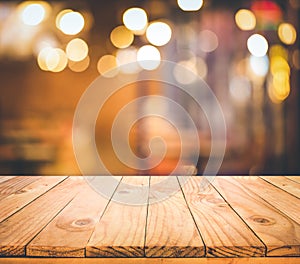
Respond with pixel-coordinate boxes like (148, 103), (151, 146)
(37, 47), (67, 72)
(173, 59), (198, 85)
(57, 10), (85, 35)
(270, 56), (290, 75)
(229, 76), (252, 104)
(37, 47), (53, 71)
(20, 2), (47, 26)
(269, 44), (288, 60)
(247, 34), (268, 57)
(177, 0), (203, 11)
(278, 23), (297, 45)
(68, 56), (90, 72)
(116, 47), (140, 74)
(235, 9), (256, 31)
(122, 7), (148, 33)
(146, 21), (172, 46)
(48, 48), (68, 72)
(97, 55), (119, 77)
(137, 45), (161, 70)
(110, 25), (134, 49)
(249, 55), (269, 77)
(198, 30), (219, 53)
(66, 38), (88, 62)
(271, 72), (290, 101)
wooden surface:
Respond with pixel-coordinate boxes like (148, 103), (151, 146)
(0, 175), (299, 261)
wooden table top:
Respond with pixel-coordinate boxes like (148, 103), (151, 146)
(0, 175), (299, 263)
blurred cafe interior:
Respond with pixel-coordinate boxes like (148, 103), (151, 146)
(0, 0), (299, 176)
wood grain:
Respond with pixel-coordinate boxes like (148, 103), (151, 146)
(86, 176), (149, 257)
(26, 176), (120, 257)
(145, 176), (204, 257)
(0, 176), (41, 201)
(213, 177), (300, 256)
(285, 176), (300, 184)
(178, 176), (265, 257)
(235, 176), (300, 224)
(0, 176), (17, 184)
(0, 176), (67, 223)
(260, 176), (300, 198)
(0, 177), (83, 256)
(0, 257), (299, 264)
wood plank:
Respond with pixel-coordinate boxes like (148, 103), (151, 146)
(286, 176), (300, 184)
(0, 257), (299, 264)
(213, 177), (300, 257)
(0, 176), (42, 201)
(0, 176), (17, 184)
(26, 176), (120, 257)
(86, 176), (149, 257)
(0, 177), (84, 256)
(178, 176), (265, 257)
(0, 176), (67, 223)
(260, 176), (300, 198)
(234, 176), (300, 224)
(145, 176), (204, 257)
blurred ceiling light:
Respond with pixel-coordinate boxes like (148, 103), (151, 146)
(97, 55), (119, 77)
(278, 23), (297, 45)
(20, 2), (48, 26)
(247, 34), (268, 57)
(249, 55), (269, 77)
(229, 76), (251, 104)
(48, 48), (68, 72)
(173, 59), (198, 85)
(37, 47), (53, 71)
(272, 72), (290, 101)
(123, 7), (148, 33)
(66, 38), (88, 61)
(146, 21), (172, 46)
(56, 9), (72, 28)
(177, 0), (203, 11)
(37, 47), (67, 72)
(110, 25), (134, 49)
(270, 56), (290, 75)
(235, 9), (256, 30)
(116, 47), (140, 74)
(58, 10), (85, 35)
(137, 45), (161, 70)
(68, 55), (90, 72)
(269, 44), (288, 60)
(198, 30), (218, 52)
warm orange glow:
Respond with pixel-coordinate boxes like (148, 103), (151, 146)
(235, 9), (256, 31)
(68, 56), (90, 72)
(278, 23), (297, 45)
(66, 38), (88, 61)
(110, 25), (134, 49)
(97, 55), (119, 77)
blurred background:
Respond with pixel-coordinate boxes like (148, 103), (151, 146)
(0, 0), (299, 175)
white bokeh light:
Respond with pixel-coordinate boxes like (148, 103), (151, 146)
(21, 3), (46, 26)
(58, 11), (85, 35)
(249, 55), (269, 77)
(123, 7), (148, 32)
(146, 21), (172, 46)
(177, 0), (203, 11)
(247, 34), (268, 57)
(137, 45), (161, 70)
